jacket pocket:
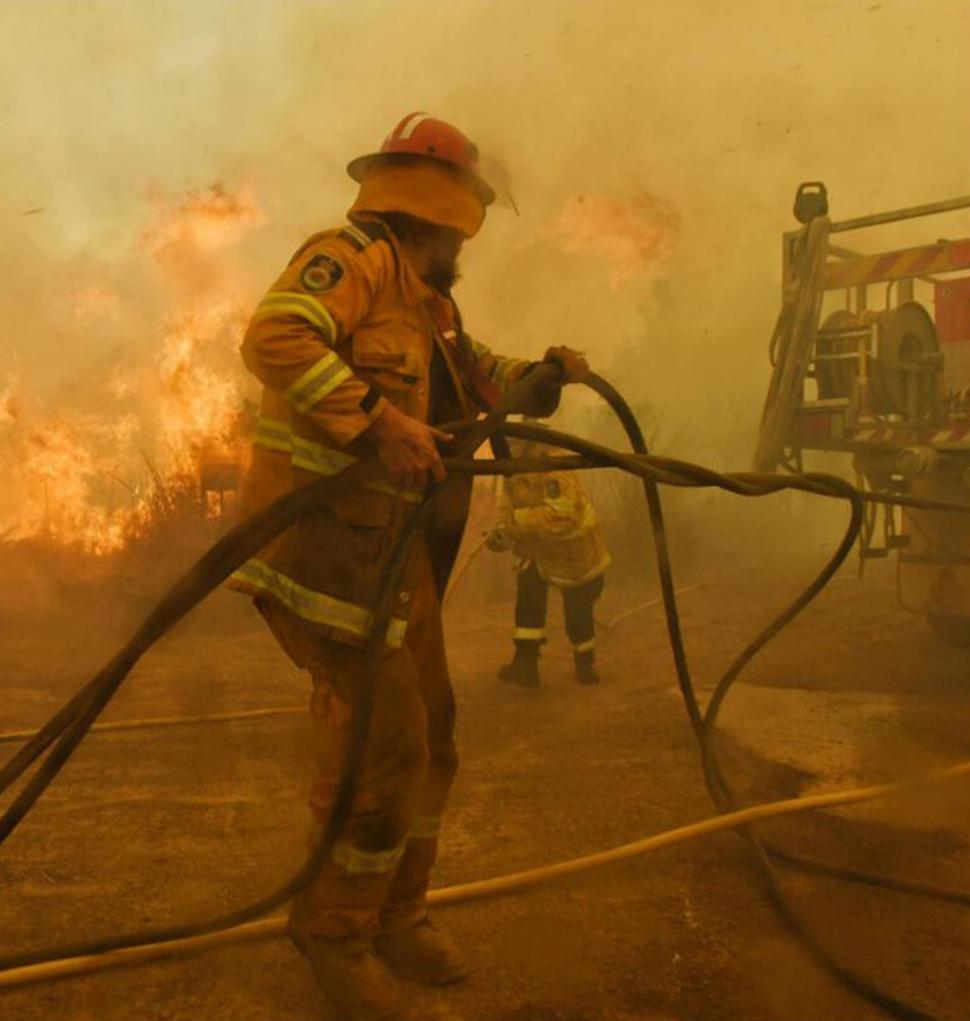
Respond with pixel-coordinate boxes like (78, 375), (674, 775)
(352, 336), (425, 391)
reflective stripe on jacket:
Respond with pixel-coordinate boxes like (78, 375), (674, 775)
(229, 216), (537, 646)
(501, 469), (611, 588)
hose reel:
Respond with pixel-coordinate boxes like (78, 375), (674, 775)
(816, 302), (942, 419)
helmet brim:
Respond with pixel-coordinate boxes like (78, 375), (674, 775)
(347, 152), (496, 207)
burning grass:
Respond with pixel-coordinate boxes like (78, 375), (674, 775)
(0, 184), (264, 555)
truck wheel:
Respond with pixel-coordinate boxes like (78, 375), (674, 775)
(926, 614), (970, 647)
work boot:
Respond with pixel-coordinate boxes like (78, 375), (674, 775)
(574, 650), (600, 685)
(289, 925), (457, 1021)
(375, 916), (468, 986)
(498, 643), (540, 688)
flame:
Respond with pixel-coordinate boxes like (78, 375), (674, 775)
(1, 184), (263, 554)
(12, 415), (145, 555)
(154, 301), (251, 474)
(545, 192), (679, 290)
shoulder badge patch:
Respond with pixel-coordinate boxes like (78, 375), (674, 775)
(301, 253), (345, 293)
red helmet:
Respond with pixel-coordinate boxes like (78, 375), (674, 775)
(347, 113), (495, 206)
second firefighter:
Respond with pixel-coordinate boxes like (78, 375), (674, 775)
(487, 441), (610, 686)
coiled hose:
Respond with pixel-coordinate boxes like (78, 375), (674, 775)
(1, 365), (968, 1019)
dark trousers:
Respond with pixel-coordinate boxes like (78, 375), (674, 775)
(513, 562), (604, 653)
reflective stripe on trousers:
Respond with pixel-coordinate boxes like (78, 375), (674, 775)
(286, 540), (459, 941)
(513, 561), (604, 651)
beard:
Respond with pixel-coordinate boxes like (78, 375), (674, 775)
(424, 257), (461, 295)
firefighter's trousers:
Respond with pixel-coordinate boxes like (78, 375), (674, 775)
(513, 561), (604, 653)
(263, 541), (457, 943)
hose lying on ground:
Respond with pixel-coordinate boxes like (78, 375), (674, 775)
(2, 365), (969, 1019)
(0, 707), (307, 746)
(5, 692), (966, 913)
(1, 757), (967, 992)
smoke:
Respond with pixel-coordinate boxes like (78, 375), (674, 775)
(1, 0), (968, 558)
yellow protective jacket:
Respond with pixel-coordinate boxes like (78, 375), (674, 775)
(500, 468), (611, 588)
(229, 215), (552, 648)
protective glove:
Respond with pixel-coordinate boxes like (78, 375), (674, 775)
(542, 345), (590, 384)
(366, 401), (452, 487)
(484, 528), (512, 553)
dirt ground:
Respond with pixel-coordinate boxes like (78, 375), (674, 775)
(1, 545), (968, 1021)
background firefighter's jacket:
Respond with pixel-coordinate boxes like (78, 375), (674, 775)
(229, 216), (555, 648)
(498, 468), (611, 587)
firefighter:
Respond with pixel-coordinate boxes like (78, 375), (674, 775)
(228, 113), (589, 1021)
(487, 441), (610, 686)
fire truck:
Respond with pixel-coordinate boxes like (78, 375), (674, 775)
(755, 184), (970, 645)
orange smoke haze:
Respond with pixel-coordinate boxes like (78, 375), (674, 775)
(71, 284), (122, 323)
(544, 193), (680, 291)
(0, 376), (20, 427)
(1, 0), (968, 562)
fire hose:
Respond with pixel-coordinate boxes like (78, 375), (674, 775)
(2, 762), (968, 992)
(0, 707), (307, 745)
(2, 364), (970, 1020)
